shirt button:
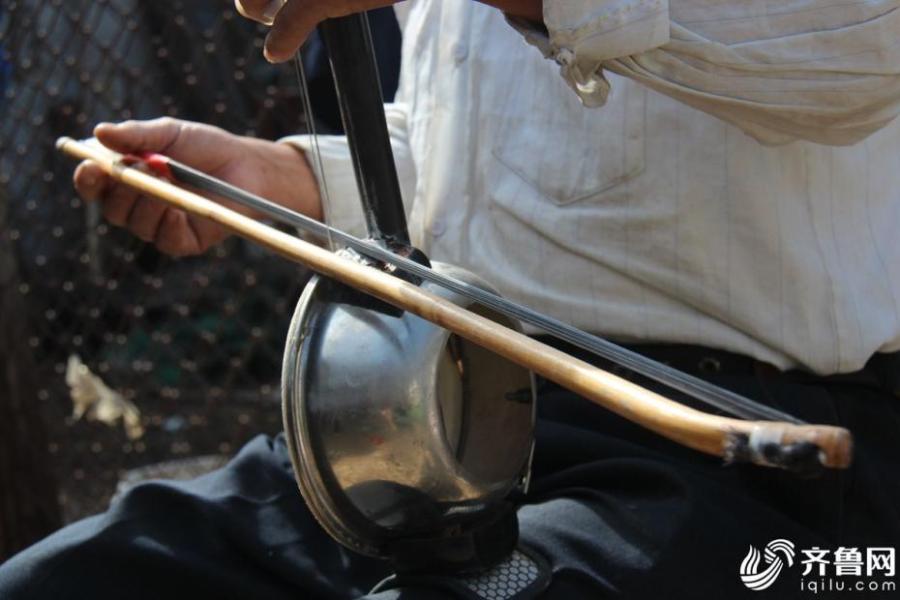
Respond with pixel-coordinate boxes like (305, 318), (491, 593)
(556, 48), (575, 67)
(452, 43), (468, 64)
(430, 219), (447, 237)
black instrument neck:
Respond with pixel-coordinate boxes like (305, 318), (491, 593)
(318, 13), (411, 248)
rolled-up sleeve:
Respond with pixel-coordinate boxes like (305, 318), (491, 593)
(280, 103), (417, 237)
(512, 1), (900, 145)
(511, 1), (669, 107)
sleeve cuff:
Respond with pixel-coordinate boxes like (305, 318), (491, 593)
(280, 133), (370, 239)
(279, 103), (416, 240)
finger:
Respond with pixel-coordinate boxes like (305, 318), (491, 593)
(264, 0), (325, 63)
(73, 161), (110, 202)
(101, 185), (141, 227)
(235, 0), (286, 25)
(94, 117), (183, 155)
(155, 210), (202, 257)
(126, 196), (169, 243)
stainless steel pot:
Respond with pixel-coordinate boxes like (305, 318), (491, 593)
(281, 261), (535, 560)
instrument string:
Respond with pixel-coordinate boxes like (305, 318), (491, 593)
(293, 51), (335, 251)
(155, 156), (802, 425)
(230, 24), (802, 424)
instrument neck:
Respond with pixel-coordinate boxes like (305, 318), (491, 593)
(318, 13), (411, 247)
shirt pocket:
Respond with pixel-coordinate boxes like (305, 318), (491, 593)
(491, 72), (646, 206)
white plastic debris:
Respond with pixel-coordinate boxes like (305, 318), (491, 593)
(66, 355), (144, 440)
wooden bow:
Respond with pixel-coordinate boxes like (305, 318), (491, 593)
(56, 136), (853, 473)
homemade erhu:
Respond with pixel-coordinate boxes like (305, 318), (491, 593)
(57, 10), (853, 578)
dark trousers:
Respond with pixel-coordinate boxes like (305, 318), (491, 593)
(1, 345), (898, 599)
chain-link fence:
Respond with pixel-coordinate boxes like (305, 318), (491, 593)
(1, 0), (319, 522)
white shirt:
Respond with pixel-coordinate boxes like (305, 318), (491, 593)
(286, 0), (900, 374)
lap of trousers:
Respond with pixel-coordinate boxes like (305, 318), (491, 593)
(1, 347), (898, 600)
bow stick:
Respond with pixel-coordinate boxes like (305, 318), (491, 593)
(56, 136), (852, 473)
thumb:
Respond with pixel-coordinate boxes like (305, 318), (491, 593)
(94, 118), (183, 155)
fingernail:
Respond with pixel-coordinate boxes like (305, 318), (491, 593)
(95, 123), (118, 137)
(263, 41), (279, 64)
(262, 0), (287, 25)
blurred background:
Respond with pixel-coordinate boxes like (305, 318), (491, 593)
(0, 0), (400, 560)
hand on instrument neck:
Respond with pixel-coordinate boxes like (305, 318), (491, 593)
(234, 0), (544, 63)
(73, 118), (321, 257)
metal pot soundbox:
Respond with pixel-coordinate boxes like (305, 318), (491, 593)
(279, 13), (536, 575)
(281, 261), (535, 573)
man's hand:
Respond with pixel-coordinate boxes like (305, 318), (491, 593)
(236, 0), (543, 63)
(74, 118), (321, 256)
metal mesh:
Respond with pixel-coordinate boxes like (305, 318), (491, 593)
(460, 550), (544, 600)
(0, 0), (311, 521)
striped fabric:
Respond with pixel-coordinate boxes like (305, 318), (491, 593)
(285, 0), (900, 374)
